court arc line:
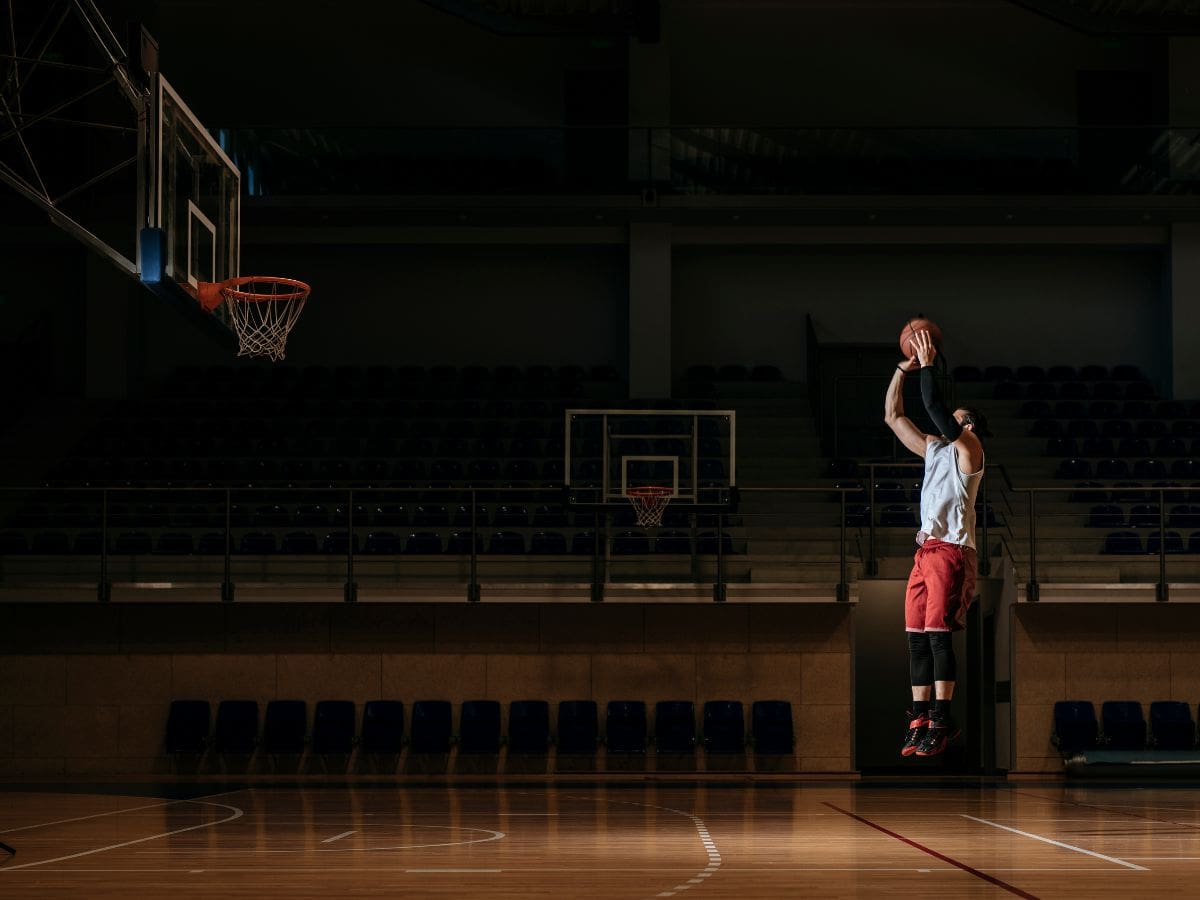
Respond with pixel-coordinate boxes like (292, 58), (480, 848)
(322, 830), (356, 843)
(822, 802), (1040, 900)
(961, 814), (1148, 871)
(0, 800), (180, 835)
(556, 792), (720, 899)
(0, 799), (244, 873)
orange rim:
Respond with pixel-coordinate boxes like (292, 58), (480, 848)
(627, 486), (673, 498)
(221, 276), (310, 303)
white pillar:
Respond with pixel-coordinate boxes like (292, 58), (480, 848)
(628, 222), (672, 398)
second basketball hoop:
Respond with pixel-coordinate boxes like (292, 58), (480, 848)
(627, 485), (674, 528)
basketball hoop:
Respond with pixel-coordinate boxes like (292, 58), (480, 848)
(627, 486), (673, 528)
(196, 276), (310, 362)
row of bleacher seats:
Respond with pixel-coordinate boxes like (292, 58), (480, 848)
(1087, 504), (1200, 528)
(0, 528), (739, 556)
(955, 364), (1142, 382)
(1022, 401), (1196, 421)
(1066, 482), (1199, 503)
(1046, 439), (1200, 460)
(1100, 531), (1200, 555)
(167, 698), (795, 757)
(993, 381), (1153, 401)
(1053, 700), (1196, 753)
(164, 364), (623, 396)
(49, 459), (727, 489)
(2, 501), (729, 529)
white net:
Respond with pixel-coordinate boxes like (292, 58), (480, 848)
(222, 277), (310, 362)
(627, 487), (672, 528)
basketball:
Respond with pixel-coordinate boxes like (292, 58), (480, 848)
(899, 317), (943, 359)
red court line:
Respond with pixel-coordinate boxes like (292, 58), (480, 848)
(822, 802), (1040, 900)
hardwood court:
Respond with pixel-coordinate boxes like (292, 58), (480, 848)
(3, 783), (1200, 897)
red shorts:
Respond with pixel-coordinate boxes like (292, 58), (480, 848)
(904, 538), (976, 633)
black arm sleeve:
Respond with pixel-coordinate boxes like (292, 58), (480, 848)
(920, 365), (962, 441)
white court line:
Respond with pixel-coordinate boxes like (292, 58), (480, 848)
(0, 800), (244, 873)
(407, 868), (501, 873)
(321, 831), (355, 844)
(0, 800), (180, 835)
(961, 814), (1148, 871)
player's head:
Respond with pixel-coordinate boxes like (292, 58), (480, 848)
(954, 407), (991, 440)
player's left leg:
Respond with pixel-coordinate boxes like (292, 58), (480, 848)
(913, 541), (972, 757)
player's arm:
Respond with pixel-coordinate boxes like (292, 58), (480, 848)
(884, 361), (932, 458)
(913, 330), (984, 474)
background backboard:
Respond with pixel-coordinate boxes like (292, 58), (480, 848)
(564, 408), (736, 510)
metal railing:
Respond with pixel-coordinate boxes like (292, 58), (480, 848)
(0, 484), (869, 604)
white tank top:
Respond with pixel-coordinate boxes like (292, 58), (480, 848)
(919, 439), (983, 549)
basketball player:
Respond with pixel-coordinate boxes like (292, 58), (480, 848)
(883, 329), (989, 757)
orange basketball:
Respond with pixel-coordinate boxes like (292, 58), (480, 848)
(899, 317), (943, 359)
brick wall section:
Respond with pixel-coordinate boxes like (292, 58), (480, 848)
(0, 602), (852, 776)
(1013, 604), (1200, 773)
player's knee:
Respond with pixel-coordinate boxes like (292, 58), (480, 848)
(927, 631), (956, 682)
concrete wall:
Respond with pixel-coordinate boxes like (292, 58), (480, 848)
(1011, 603), (1200, 773)
(673, 245), (1166, 383)
(0, 601), (851, 777)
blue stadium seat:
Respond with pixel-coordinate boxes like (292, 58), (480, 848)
(1056, 459), (1092, 479)
(655, 530), (691, 554)
(1103, 532), (1143, 554)
(115, 532), (153, 554)
(508, 700), (550, 754)
(557, 700), (599, 755)
(459, 700), (502, 754)
(406, 532), (443, 554)
(697, 532), (736, 554)
(1052, 701), (1098, 754)
(703, 700), (745, 754)
(1169, 506), (1200, 530)
(165, 700), (210, 755)
(410, 700), (453, 754)
(240, 532), (277, 554)
(613, 531), (650, 554)
(881, 505), (917, 528)
(1102, 701), (1146, 751)
(530, 531), (567, 554)
(322, 531), (359, 554)
(445, 531), (484, 554)
(488, 531), (525, 554)
(214, 700), (258, 754)
(312, 700), (355, 754)
(654, 701), (696, 754)
(752, 700), (794, 755)
(263, 700), (307, 754)
(606, 701), (647, 754)
(1087, 505), (1125, 528)
(1146, 531), (1185, 555)
(570, 531), (597, 554)
(1128, 504), (1161, 529)
(360, 700), (405, 754)
(1150, 701), (1195, 750)
(281, 531), (319, 553)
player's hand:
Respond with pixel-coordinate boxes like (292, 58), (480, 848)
(913, 329), (937, 368)
(898, 355), (920, 373)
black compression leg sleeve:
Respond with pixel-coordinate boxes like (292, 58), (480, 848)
(907, 632), (933, 686)
(928, 631), (957, 683)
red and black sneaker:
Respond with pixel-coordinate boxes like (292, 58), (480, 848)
(914, 716), (961, 757)
(901, 711), (930, 757)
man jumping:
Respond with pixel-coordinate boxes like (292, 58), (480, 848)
(883, 328), (988, 758)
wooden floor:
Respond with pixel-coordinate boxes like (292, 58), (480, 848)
(3, 782), (1200, 897)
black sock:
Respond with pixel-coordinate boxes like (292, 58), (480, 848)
(934, 699), (952, 720)
(913, 699), (931, 717)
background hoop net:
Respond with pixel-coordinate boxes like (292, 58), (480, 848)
(627, 486), (673, 528)
(218, 276), (310, 362)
